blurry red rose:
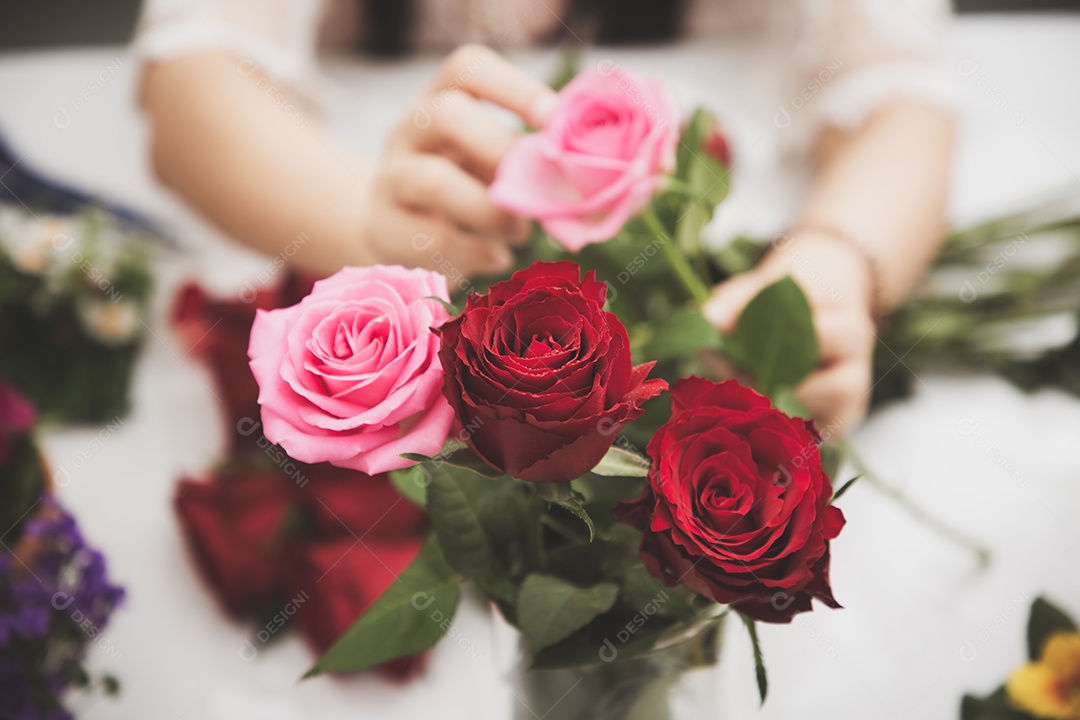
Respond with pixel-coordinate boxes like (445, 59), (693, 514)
(174, 469), (298, 617)
(614, 378), (845, 623)
(437, 261), (666, 483)
(302, 463), (428, 542)
(703, 123), (731, 168)
(286, 536), (427, 679)
(172, 273), (315, 453)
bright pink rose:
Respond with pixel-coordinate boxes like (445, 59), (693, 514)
(490, 65), (678, 252)
(248, 265), (454, 475)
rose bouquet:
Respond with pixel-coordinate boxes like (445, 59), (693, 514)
(246, 64), (851, 718)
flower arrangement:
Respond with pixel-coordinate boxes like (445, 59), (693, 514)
(0, 203), (154, 423)
(245, 65), (849, 713)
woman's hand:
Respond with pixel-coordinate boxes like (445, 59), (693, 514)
(361, 45), (557, 280)
(703, 231), (878, 434)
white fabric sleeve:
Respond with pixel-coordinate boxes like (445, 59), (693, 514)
(132, 0), (331, 105)
(790, 0), (956, 133)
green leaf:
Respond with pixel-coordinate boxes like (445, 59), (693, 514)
(304, 536), (459, 677)
(591, 445), (651, 478)
(960, 687), (1033, 720)
(675, 108), (714, 182)
(536, 483), (595, 541)
(741, 615), (768, 706)
(724, 276), (819, 397)
(618, 566), (697, 621)
(1027, 596), (1077, 661)
(425, 295), (461, 316)
(433, 446), (503, 479)
(770, 387), (808, 419)
(549, 51), (582, 92)
(638, 307), (721, 363)
(101, 674), (121, 696)
(517, 575), (619, 651)
(390, 466), (429, 507)
(427, 463), (528, 601)
(829, 475), (862, 504)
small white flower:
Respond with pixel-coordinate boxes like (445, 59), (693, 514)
(77, 298), (139, 344)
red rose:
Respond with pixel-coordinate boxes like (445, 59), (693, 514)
(437, 261), (666, 483)
(286, 536), (427, 679)
(614, 378), (845, 623)
(174, 469), (298, 617)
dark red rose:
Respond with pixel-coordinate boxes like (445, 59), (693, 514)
(613, 377), (845, 623)
(174, 469), (298, 617)
(286, 536), (427, 679)
(437, 261), (666, 483)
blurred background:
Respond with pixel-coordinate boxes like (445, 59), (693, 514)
(2, 0), (1080, 48)
(1, 2), (1079, 720)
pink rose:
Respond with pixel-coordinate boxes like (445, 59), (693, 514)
(248, 265), (454, 475)
(490, 65), (679, 252)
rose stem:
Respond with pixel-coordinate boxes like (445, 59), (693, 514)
(641, 207), (712, 304)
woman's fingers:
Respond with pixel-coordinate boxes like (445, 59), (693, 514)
(794, 359), (872, 434)
(814, 310), (875, 364)
(379, 209), (514, 278)
(411, 91), (516, 182)
(430, 44), (557, 128)
(383, 153), (528, 241)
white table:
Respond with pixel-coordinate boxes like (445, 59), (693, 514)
(1, 13), (1079, 720)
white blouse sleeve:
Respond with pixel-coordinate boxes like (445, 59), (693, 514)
(792, 0), (956, 133)
(132, 0), (331, 104)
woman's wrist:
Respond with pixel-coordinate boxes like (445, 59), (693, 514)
(759, 226), (881, 322)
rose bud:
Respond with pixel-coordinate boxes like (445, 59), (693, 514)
(703, 124), (731, 168)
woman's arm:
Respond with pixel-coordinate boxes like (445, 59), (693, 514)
(142, 45), (556, 278)
(143, 51), (375, 275)
(705, 99), (956, 431)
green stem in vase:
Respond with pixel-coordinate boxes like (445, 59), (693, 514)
(641, 206), (712, 304)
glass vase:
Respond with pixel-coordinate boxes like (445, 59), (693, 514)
(512, 622), (724, 720)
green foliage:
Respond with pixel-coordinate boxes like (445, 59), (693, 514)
(960, 687), (1033, 720)
(389, 465), (428, 507)
(590, 445), (651, 478)
(517, 575), (619, 651)
(305, 536), (460, 677)
(723, 277), (819, 397)
(634, 307), (721, 364)
(535, 482), (595, 541)
(741, 615), (768, 705)
(1027, 596), (1077, 661)
(427, 463), (531, 602)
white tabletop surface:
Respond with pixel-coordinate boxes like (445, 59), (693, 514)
(1, 12), (1079, 720)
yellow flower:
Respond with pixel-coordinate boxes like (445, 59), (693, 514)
(1008, 632), (1080, 719)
